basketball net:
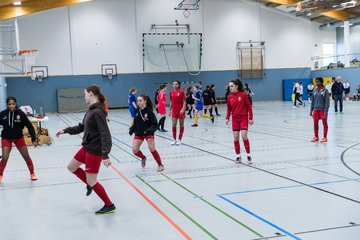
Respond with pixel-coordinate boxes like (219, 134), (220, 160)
(19, 49), (38, 74)
(107, 73), (113, 79)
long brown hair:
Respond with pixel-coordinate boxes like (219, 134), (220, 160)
(138, 94), (153, 110)
(86, 85), (105, 103)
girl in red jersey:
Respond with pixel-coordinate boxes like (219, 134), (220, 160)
(169, 81), (186, 145)
(0, 97), (38, 183)
(129, 95), (164, 172)
(157, 84), (168, 132)
(56, 85), (115, 215)
(226, 79), (254, 164)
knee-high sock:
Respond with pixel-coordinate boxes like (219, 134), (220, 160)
(194, 115), (198, 124)
(243, 140), (250, 154)
(92, 182), (113, 206)
(151, 150), (162, 166)
(234, 140), (240, 155)
(179, 126), (184, 140)
(323, 119), (328, 138)
(0, 160), (8, 175)
(201, 114), (212, 120)
(209, 107), (213, 116)
(187, 108), (192, 117)
(25, 158), (35, 175)
(172, 126), (177, 140)
(72, 168), (87, 184)
(215, 107), (219, 115)
(204, 109), (207, 115)
(314, 119), (319, 138)
(159, 117), (165, 130)
(162, 117), (166, 130)
(134, 150), (146, 160)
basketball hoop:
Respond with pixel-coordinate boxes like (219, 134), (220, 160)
(183, 8), (190, 17)
(107, 73), (113, 79)
(19, 49), (38, 73)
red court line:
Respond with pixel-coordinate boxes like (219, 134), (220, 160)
(110, 165), (192, 240)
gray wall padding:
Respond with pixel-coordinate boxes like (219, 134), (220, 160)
(57, 88), (87, 113)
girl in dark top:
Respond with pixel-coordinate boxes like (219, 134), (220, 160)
(210, 84), (221, 116)
(203, 85), (212, 116)
(186, 86), (195, 118)
(129, 95), (164, 172)
(154, 88), (160, 114)
(0, 97), (38, 183)
(244, 83), (254, 106)
(56, 85), (115, 215)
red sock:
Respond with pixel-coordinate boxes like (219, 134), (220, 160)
(151, 150), (162, 166)
(72, 168), (87, 184)
(179, 126), (184, 140)
(0, 160), (7, 175)
(25, 158), (35, 175)
(323, 119), (328, 138)
(172, 126), (177, 140)
(313, 119), (319, 137)
(92, 182), (113, 206)
(134, 150), (146, 159)
(234, 141), (240, 155)
(243, 139), (250, 154)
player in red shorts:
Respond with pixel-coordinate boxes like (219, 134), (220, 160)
(0, 96), (38, 183)
(169, 81), (186, 145)
(56, 85), (115, 215)
(157, 84), (167, 132)
(310, 77), (330, 143)
(226, 79), (254, 164)
(129, 95), (164, 172)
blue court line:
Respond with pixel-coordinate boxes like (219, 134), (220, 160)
(221, 178), (360, 196)
(218, 194), (302, 240)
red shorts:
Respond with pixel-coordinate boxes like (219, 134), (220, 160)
(312, 110), (327, 120)
(2, 138), (27, 148)
(232, 118), (249, 131)
(158, 105), (166, 115)
(134, 135), (154, 141)
(74, 147), (102, 174)
(171, 111), (185, 119)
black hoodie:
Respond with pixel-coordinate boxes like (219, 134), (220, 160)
(63, 103), (112, 159)
(0, 109), (37, 142)
(129, 107), (158, 136)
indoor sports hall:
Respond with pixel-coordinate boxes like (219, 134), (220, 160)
(0, 1), (359, 240)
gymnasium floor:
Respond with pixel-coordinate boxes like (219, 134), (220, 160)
(1, 101), (359, 240)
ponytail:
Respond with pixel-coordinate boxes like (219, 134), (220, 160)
(139, 94), (153, 110)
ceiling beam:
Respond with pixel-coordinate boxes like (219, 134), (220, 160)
(0, 0), (31, 8)
(321, 10), (349, 21)
(0, 0), (92, 21)
(265, 0), (301, 5)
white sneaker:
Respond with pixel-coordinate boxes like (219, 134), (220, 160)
(176, 140), (182, 145)
(234, 156), (242, 164)
(247, 155), (252, 164)
(171, 141), (176, 145)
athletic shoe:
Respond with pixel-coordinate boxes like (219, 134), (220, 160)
(30, 173), (38, 181)
(216, 114), (221, 116)
(161, 129), (168, 132)
(247, 155), (252, 164)
(86, 185), (93, 196)
(95, 204), (116, 215)
(340, 112), (344, 114)
(234, 156), (242, 164)
(311, 136), (319, 142)
(171, 141), (177, 145)
(157, 165), (164, 172)
(191, 124), (198, 127)
(0, 175), (2, 184)
(176, 140), (182, 146)
(320, 137), (328, 143)
(141, 157), (147, 168)
(211, 116), (215, 123)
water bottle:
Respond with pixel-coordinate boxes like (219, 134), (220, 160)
(39, 107), (44, 117)
(33, 109), (36, 117)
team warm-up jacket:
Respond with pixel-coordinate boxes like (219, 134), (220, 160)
(331, 82), (344, 95)
(310, 87), (330, 113)
(0, 109), (37, 142)
(63, 103), (112, 159)
(226, 91), (253, 121)
(129, 107), (158, 136)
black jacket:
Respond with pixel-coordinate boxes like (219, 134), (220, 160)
(331, 82), (344, 95)
(63, 103), (112, 159)
(129, 108), (158, 136)
(0, 109), (36, 142)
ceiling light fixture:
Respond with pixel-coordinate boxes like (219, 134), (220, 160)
(13, 1), (21, 6)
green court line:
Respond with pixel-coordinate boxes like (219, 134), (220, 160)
(160, 173), (264, 238)
(136, 175), (219, 240)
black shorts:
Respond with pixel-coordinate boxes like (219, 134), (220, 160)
(186, 98), (194, 105)
(203, 98), (212, 106)
(344, 88), (350, 94)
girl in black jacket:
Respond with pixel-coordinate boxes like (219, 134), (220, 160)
(0, 97), (38, 183)
(129, 95), (164, 172)
(56, 85), (115, 215)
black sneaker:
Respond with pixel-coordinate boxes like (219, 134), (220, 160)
(161, 129), (168, 132)
(95, 204), (116, 215)
(86, 185), (92, 196)
(191, 124), (198, 127)
(211, 116), (215, 123)
(235, 156), (241, 164)
(247, 155), (252, 164)
(216, 114), (221, 116)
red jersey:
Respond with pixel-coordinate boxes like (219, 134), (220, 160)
(226, 91), (253, 121)
(170, 89), (186, 113)
(157, 90), (166, 108)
